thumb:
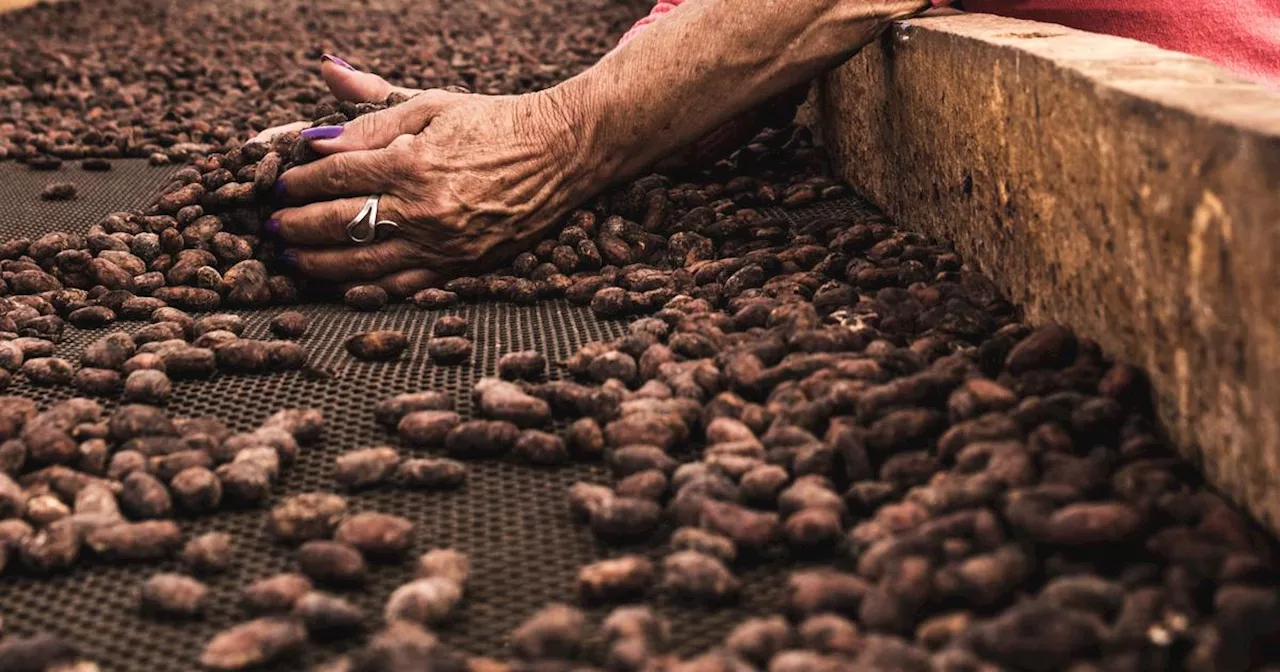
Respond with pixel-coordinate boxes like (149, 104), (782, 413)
(305, 90), (456, 154)
(320, 54), (420, 103)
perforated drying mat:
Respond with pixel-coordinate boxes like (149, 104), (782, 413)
(0, 160), (886, 670)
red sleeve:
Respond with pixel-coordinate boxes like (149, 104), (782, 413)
(961, 0), (1280, 88)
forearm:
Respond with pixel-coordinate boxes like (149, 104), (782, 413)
(555, 0), (933, 183)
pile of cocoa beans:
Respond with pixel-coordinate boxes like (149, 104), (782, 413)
(2, 94), (1277, 672)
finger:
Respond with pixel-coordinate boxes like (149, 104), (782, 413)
(268, 196), (374, 246)
(251, 121), (310, 145)
(282, 237), (422, 282)
(304, 90), (454, 154)
(342, 268), (442, 298)
(276, 143), (406, 202)
(320, 54), (420, 103)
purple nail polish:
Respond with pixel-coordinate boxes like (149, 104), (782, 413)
(301, 125), (344, 141)
(321, 54), (357, 71)
(278, 249), (298, 270)
(272, 178), (287, 201)
(265, 218), (281, 236)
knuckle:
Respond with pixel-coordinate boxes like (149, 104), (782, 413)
(354, 247), (390, 274)
(365, 114), (395, 142)
(324, 156), (354, 193)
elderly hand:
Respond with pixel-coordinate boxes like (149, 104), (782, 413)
(268, 75), (596, 296)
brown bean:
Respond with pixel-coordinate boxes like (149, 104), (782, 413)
(394, 455), (471, 486)
(513, 430), (569, 465)
(333, 512), (414, 557)
(141, 573), (209, 617)
(297, 540), (367, 585)
(269, 311), (308, 339)
(661, 551), (740, 604)
(86, 520), (182, 561)
(344, 285), (388, 312)
(200, 617), (306, 670)
(396, 410), (462, 448)
(241, 574), (313, 614)
(426, 336), (472, 364)
(345, 330), (408, 361)
(182, 532), (233, 574)
(415, 549), (471, 586)
(267, 493), (349, 544)
(384, 577), (462, 626)
(510, 604), (587, 661)
(170, 466), (222, 513)
(578, 555), (655, 603)
(410, 288), (459, 309)
(498, 350), (547, 380)
(444, 420), (519, 459)
(431, 315), (467, 337)
(292, 592), (365, 637)
(334, 447), (400, 489)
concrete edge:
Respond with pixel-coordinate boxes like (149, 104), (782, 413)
(818, 12), (1280, 534)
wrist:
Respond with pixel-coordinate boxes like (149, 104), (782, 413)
(541, 72), (622, 186)
(524, 80), (618, 217)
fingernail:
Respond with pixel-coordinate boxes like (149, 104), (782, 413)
(321, 53), (356, 71)
(265, 218), (280, 236)
(272, 178), (287, 201)
(301, 125), (344, 141)
(277, 249), (298, 270)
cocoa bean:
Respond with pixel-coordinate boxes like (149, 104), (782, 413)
(269, 311), (308, 339)
(241, 574), (313, 614)
(426, 336), (472, 364)
(444, 420), (519, 458)
(334, 447), (400, 489)
(498, 350), (547, 380)
(297, 540), (367, 585)
(267, 493), (349, 544)
(344, 285), (388, 312)
(333, 512), (414, 557)
(345, 330), (408, 361)
(141, 573), (209, 617)
(397, 458), (468, 489)
(181, 532), (233, 574)
(200, 618), (306, 670)
(662, 551), (740, 604)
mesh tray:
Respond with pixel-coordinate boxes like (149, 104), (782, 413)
(0, 160), (881, 670)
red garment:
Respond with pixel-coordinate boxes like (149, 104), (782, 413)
(618, 0), (687, 46)
(961, 0), (1280, 88)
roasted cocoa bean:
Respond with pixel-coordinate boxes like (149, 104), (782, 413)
(333, 512), (414, 557)
(426, 336), (472, 364)
(141, 573), (209, 617)
(345, 330), (408, 361)
(334, 447), (400, 489)
(182, 532), (233, 574)
(297, 540), (367, 585)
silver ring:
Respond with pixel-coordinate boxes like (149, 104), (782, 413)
(346, 195), (401, 244)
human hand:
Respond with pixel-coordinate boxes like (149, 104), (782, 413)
(267, 84), (599, 296)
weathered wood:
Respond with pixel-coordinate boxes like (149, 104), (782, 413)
(819, 12), (1280, 533)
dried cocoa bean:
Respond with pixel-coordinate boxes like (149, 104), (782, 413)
(345, 330), (408, 361)
(334, 447), (400, 489)
(141, 573), (209, 617)
(426, 336), (472, 364)
(297, 540), (367, 585)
